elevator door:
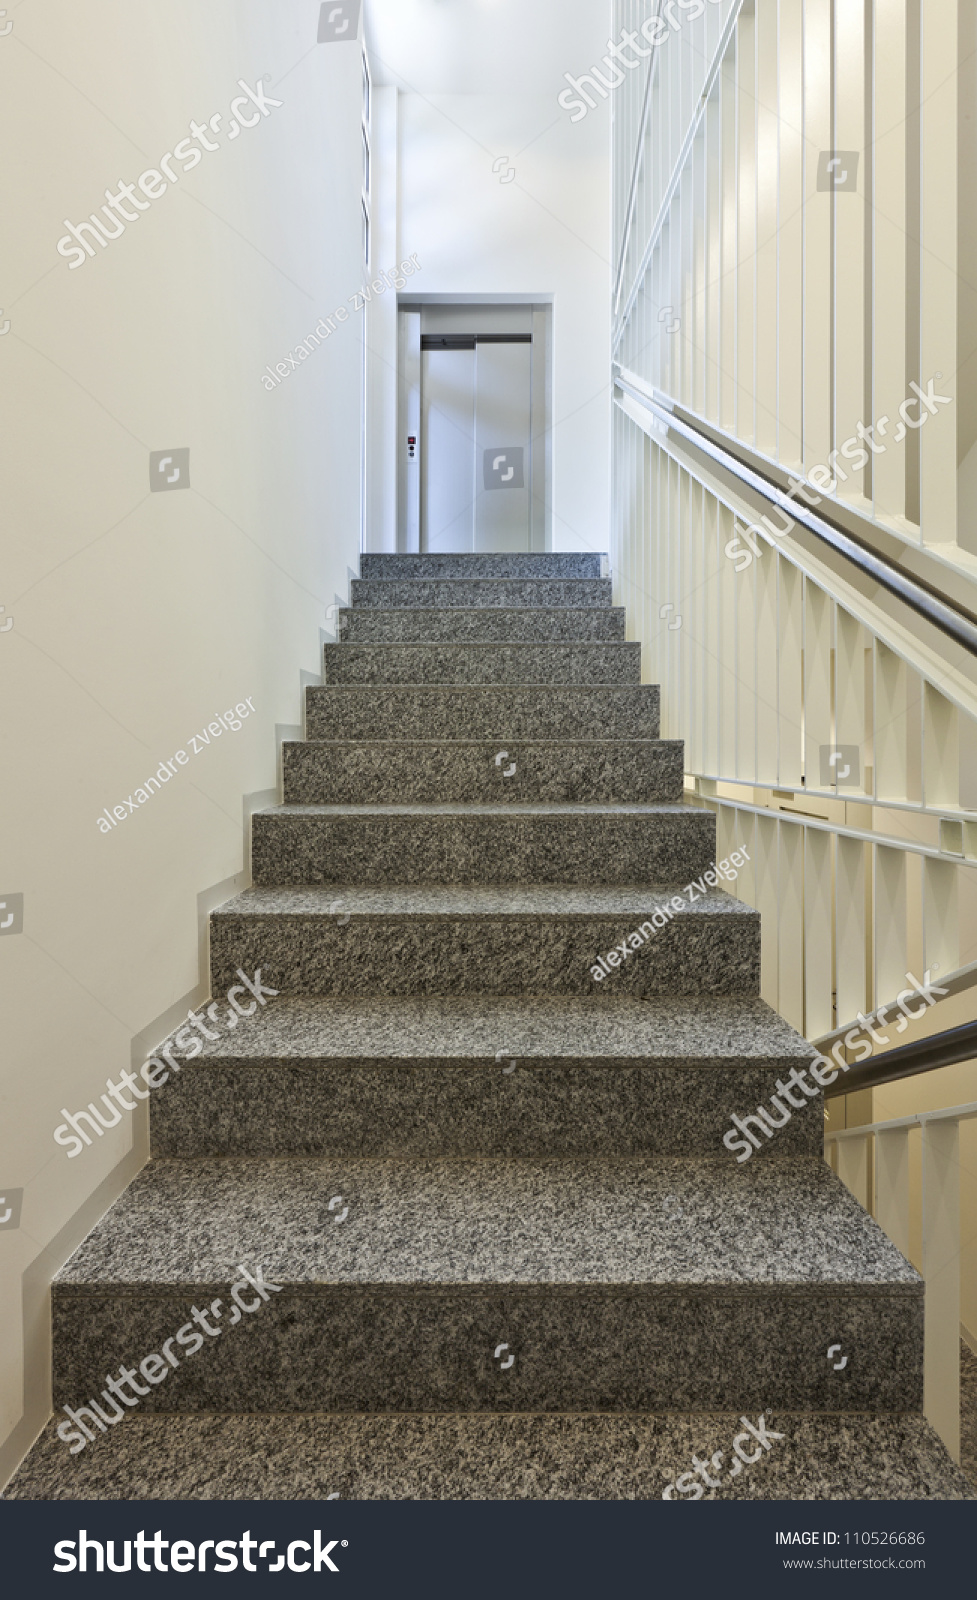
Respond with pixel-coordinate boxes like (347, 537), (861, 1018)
(420, 334), (533, 554)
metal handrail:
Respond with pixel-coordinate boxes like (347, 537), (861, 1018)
(613, 367), (977, 657)
(822, 1019), (977, 1100)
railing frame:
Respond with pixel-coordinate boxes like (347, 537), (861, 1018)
(826, 1102), (977, 1461)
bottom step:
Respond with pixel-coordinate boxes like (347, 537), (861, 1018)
(5, 1412), (971, 1500)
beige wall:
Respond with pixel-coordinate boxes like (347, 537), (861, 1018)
(0, 0), (365, 1482)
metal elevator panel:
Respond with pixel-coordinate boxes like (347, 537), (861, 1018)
(419, 334), (534, 554)
(420, 344), (476, 553)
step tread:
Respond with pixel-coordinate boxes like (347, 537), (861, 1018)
(291, 738), (678, 748)
(329, 640), (634, 648)
(339, 605), (626, 625)
(214, 885), (754, 918)
(159, 995), (814, 1066)
(257, 803), (709, 819)
(350, 580), (613, 609)
(352, 579), (609, 590)
(7, 1412), (971, 1500)
(55, 1157), (918, 1291)
(360, 554), (606, 577)
(308, 682), (656, 690)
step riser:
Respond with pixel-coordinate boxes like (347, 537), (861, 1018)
(150, 1065), (825, 1160)
(305, 687), (660, 742)
(359, 554), (604, 580)
(251, 813), (716, 888)
(210, 915), (760, 998)
(52, 1288), (922, 1415)
(338, 608), (627, 643)
(321, 643), (642, 686)
(350, 580), (613, 610)
(282, 742), (685, 805)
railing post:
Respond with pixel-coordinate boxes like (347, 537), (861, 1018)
(922, 1118), (961, 1461)
(875, 1126), (911, 1256)
(835, 1133), (870, 1211)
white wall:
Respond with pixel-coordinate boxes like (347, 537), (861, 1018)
(0, 0), (365, 1483)
(365, 0), (613, 554)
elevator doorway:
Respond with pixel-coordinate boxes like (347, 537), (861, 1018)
(398, 303), (551, 553)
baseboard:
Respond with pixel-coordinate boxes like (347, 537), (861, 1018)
(0, 1143), (145, 1494)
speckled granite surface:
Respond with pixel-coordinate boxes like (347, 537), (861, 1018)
(359, 554), (605, 580)
(154, 994), (817, 1067)
(251, 804), (715, 887)
(151, 1062), (824, 1160)
(53, 1157), (920, 1290)
(209, 885), (760, 997)
(350, 579), (613, 610)
(49, 1158), (921, 1414)
(338, 607), (628, 643)
(8, 1412), (971, 1501)
(48, 1282), (921, 1415)
(962, 1341), (977, 1491)
(283, 739), (685, 805)
(11, 552), (953, 1503)
(304, 684), (660, 742)
(150, 994), (822, 1159)
(321, 641), (642, 686)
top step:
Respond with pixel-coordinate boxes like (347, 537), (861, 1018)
(360, 554), (605, 581)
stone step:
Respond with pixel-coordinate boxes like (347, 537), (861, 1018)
(48, 1156), (922, 1416)
(321, 642), (642, 686)
(251, 804), (716, 888)
(9, 1411), (971, 1501)
(148, 995), (823, 1161)
(209, 885), (760, 998)
(359, 553), (605, 580)
(338, 607), (627, 643)
(350, 579), (613, 610)
(304, 685), (660, 742)
(13, 1414), (972, 1497)
(282, 739), (684, 806)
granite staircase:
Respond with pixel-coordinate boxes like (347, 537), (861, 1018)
(7, 552), (971, 1500)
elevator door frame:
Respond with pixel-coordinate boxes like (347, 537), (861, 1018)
(398, 303), (552, 553)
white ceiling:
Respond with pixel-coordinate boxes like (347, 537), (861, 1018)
(364, 0), (613, 97)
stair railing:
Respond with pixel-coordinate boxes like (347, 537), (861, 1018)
(826, 1100), (977, 1463)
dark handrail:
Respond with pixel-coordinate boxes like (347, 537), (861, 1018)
(823, 1018), (977, 1099)
(613, 368), (977, 658)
